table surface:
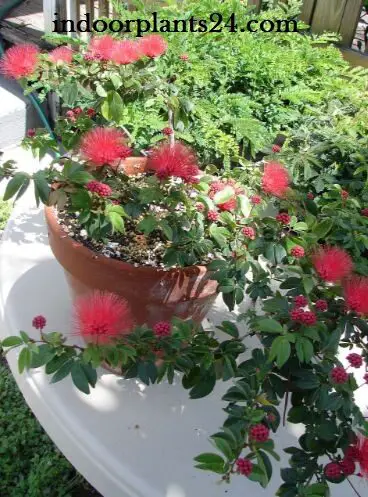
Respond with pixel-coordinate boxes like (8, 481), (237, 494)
(0, 190), (367, 497)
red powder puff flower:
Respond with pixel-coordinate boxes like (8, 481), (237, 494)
(162, 127), (173, 136)
(73, 107), (83, 116)
(74, 291), (134, 344)
(347, 353), (363, 369)
(147, 142), (199, 183)
(86, 180), (112, 197)
(236, 458), (253, 477)
(272, 144), (281, 153)
(307, 192), (314, 200)
(361, 208), (368, 218)
(290, 246), (305, 258)
(139, 34), (168, 58)
(153, 321), (172, 338)
(249, 424), (269, 443)
(315, 299), (328, 312)
(261, 162), (290, 198)
(250, 195), (261, 205)
(49, 46), (73, 64)
(86, 108), (96, 117)
(242, 227), (256, 240)
(207, 210), (219, 222)
(294, 295), (308, 308)
(331, 366), (348, 385)
(344, 277), (368, 316)
(218, 197), (237, 212)
(0, 44), (39, 80)
(324, 462), (343, 480)
(110, 40), (142, 65)
(88, 35), (116, 60)
(80, 127), (131, 167)
(196, 202), (205, 212)
(355, 437), (368, 478)
(276, 213), (291, 225)
(312, 246), (353, 283)
(32, 315), (46, 330)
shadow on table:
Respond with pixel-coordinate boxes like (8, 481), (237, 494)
(5, 208), (49, 245)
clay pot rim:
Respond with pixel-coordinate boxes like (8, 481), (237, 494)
(44, 205), (210, 276)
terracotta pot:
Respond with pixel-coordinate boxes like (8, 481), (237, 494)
(44, 158), (218, 327)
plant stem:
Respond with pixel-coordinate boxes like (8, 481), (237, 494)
(347, 477), (363, 497)
(121, 125), (133, 143)
(283, 386), (290, 427)
(168, 107), (175, 147)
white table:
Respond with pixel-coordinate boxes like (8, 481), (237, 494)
(0, 191), (366, 497)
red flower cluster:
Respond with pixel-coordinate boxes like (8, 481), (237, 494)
(341, 190), (349, 200)
(312, 246), (353, 283)
(32, 315), (46, 330)
(272, 144), (281, 153)
(290, 309), (317, 326)
(86, 181), (112, 197)
(74, 291), (134, 344)
(344, 276), (368, 316)
(242, 227), (256, 240)
(294, 295), (308, 308)
(249, 424), (269, 443)
(153, 321), (172, 338)
(330, 366), (348, 385)
(236, 458), (253, 476)
(251, 195), (262, 205)
(180, 54), (189, 61)
(26, 129), (36, 138)
(261, 162), (290, 198)
(290, 246), (305, 258)
(362, 208), (368, 217)
(0, 44), (39, 80)
(324, 462), (342, 480)
(147, 142), (200, 183)
(307, 192), (314, 200)
(276, 212), (291, 225)
(80, 127), (132, 167)
(49, 46), (74, 64)
(315, 299), (328, 312)
(162, 127), (173, 136)
(218, 198), (237, 212)
(347, 353), (363, 369)
(207, 210), (219, 222)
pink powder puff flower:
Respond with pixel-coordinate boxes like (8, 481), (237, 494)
(0, 44), (39, 80)
(80, 127), (132, 167)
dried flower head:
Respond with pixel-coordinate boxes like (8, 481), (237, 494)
(0, 44), (39, 80)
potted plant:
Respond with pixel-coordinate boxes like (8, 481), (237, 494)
(1, 34), (368, 497)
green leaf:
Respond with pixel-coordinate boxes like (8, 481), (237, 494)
(218, 321), (239, 338)
(257, 318), (284, 334)
(3, 173), (30, 201)
(160, 219), (173, 240)
(209, 224), (230, 247)
(71, 362), (90, 394)
(62, 82), (79, 107)
(194, 453), (226, 474)
(137, 215), (157, 235)
(264, 243), (287, 265)
(189, 373), (216, 399)
(18, 347), (31, 374)
(210, 436), (233, 460)
(108, 212), (125, 234)
(110, 74), (122, 90)
(81, 363), (98, 388)
(238, 195), (251, 217)
(306, 199), (318, 215)
(20, 331), (30, 343)
(96, 83), (107, 97)
(33, 171), (51, 205)
(50, 359), (74, 384)
(269, 337), (291, 368)
(1, 336), (23, 347)
(29, 344), (55, 368)
(313, 219), (333, 240)
(213, 186), (235, 205)
(101, 91), (124, 123)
